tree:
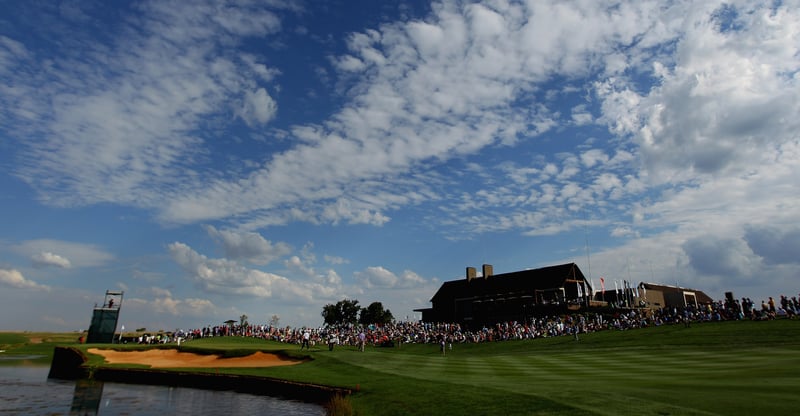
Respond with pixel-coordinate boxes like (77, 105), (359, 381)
(268, 314), (280, 328)
(359, 301), (394, 325)
(239, 314), (248, 327)
(321, 299), (360, 326)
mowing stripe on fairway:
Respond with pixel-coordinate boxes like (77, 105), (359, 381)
(328, 337), (798, 415)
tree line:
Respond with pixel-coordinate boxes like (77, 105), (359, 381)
(321, 299), (394, 326)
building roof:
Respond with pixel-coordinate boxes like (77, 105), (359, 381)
(641, 282), (714, 304)
(430, 262), (588, 303)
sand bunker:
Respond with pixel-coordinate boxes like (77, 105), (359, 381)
(87, 348), (304, 368)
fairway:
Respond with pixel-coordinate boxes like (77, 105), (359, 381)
(250, 320), (800, 415)
(338, 341), (797, 415)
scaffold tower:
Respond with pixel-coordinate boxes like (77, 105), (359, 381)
(86, 290), (123, 343)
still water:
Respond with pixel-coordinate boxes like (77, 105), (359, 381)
(0, 366), (324, 415)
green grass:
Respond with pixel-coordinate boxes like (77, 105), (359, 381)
(11, 320), (800, 415)
(0, 332), (81, 366)
(254, 320), (800, 415)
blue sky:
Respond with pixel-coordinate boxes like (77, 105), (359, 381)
(1, 0), (799, 332)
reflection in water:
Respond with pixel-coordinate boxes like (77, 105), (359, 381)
(71, 379), (104, 415)
(0, 355), (45, 361)
(0, 366), (324, 416)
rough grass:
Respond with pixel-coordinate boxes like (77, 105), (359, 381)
(0, 332), (80, 366)
(325, 394), (355, 416)
(9, 320), (800, 415)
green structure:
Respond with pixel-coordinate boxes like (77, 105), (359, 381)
(86, 290), (123, 344)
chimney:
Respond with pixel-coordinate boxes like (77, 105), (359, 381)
(482, 264), (493, 279)
(466, 267), (477, 281)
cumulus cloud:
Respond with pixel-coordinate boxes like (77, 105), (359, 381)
(0, 268), (50, 290)
(284, 255), (316, 279)
(744, 225), (800, 265)
(597, 3), (800, 183)
(285, 255), (342, 286)
(354, 266), (426, 289)
(168, 242), (337, 301)
(205, 225), (291, 265)
(147, 286), (173, 298)
(682, 236), (759, 280)
(150, 296), (216, 316)
(124, 294), (218, 320)
(31, 251), (72, 269)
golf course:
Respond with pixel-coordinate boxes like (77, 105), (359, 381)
(4, 319), (799, 415)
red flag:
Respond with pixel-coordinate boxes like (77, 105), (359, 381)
(600, 277), (605, 291)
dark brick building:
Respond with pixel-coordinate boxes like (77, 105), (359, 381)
(416, 263), (593, 328)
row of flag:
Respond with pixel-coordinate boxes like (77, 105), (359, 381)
(578, 277), (647, 299)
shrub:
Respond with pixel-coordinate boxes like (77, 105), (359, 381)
(325, 394), (354, 416)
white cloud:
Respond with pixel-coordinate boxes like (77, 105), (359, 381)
(284, 254), (342, 286)
(6, 1), (797, 242)
(580, 149), (609, 169)
(682, 235), (760, 280)
(323, 269), (343, 286)
(168, 242), (337, 301)
(332, 55), (365, 72)
(10, 240), (113, 268)
(0, 268), (49, 290)
(4, 1), (285, 210)
(744, 225), (800, 266)
(121, 294), (219, 327)
(205, 225), (291, 265)
(571, 105), (593, 126)
(355, 266), (395, 288)
(321, 199), (392, 226)
(354, 266), (426, 289)
(610, 225), (637, 238)
(324, 254), (349, 265)
(238, 88), (278, 127)
(284, 255), (316, 279)
(31, 251), (72, 269)
(155, 1), (678, 226)
(0, 35), (28, 68)
(398, 270), (426, 287)
(597, 3), (800, 184)
(147, 286), (173, 298)
(147, 296), (216, 317)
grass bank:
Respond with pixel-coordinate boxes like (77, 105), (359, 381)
(82, 319), (800, 415)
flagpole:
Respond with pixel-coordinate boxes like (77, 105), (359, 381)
(600, 277), (605, 302)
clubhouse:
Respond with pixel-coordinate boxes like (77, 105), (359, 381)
(415, 262), (713, 329)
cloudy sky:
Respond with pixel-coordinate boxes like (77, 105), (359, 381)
(1, 0), (798, 332)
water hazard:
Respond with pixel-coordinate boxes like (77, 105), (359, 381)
(0, 366), (324, 415)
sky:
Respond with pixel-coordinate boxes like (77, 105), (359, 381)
(1, 0), (799, 332)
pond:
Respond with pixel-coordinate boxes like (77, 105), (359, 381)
(0, 365), (324, 415)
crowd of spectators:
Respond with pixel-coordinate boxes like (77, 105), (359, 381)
(176, 293), (798, 348)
